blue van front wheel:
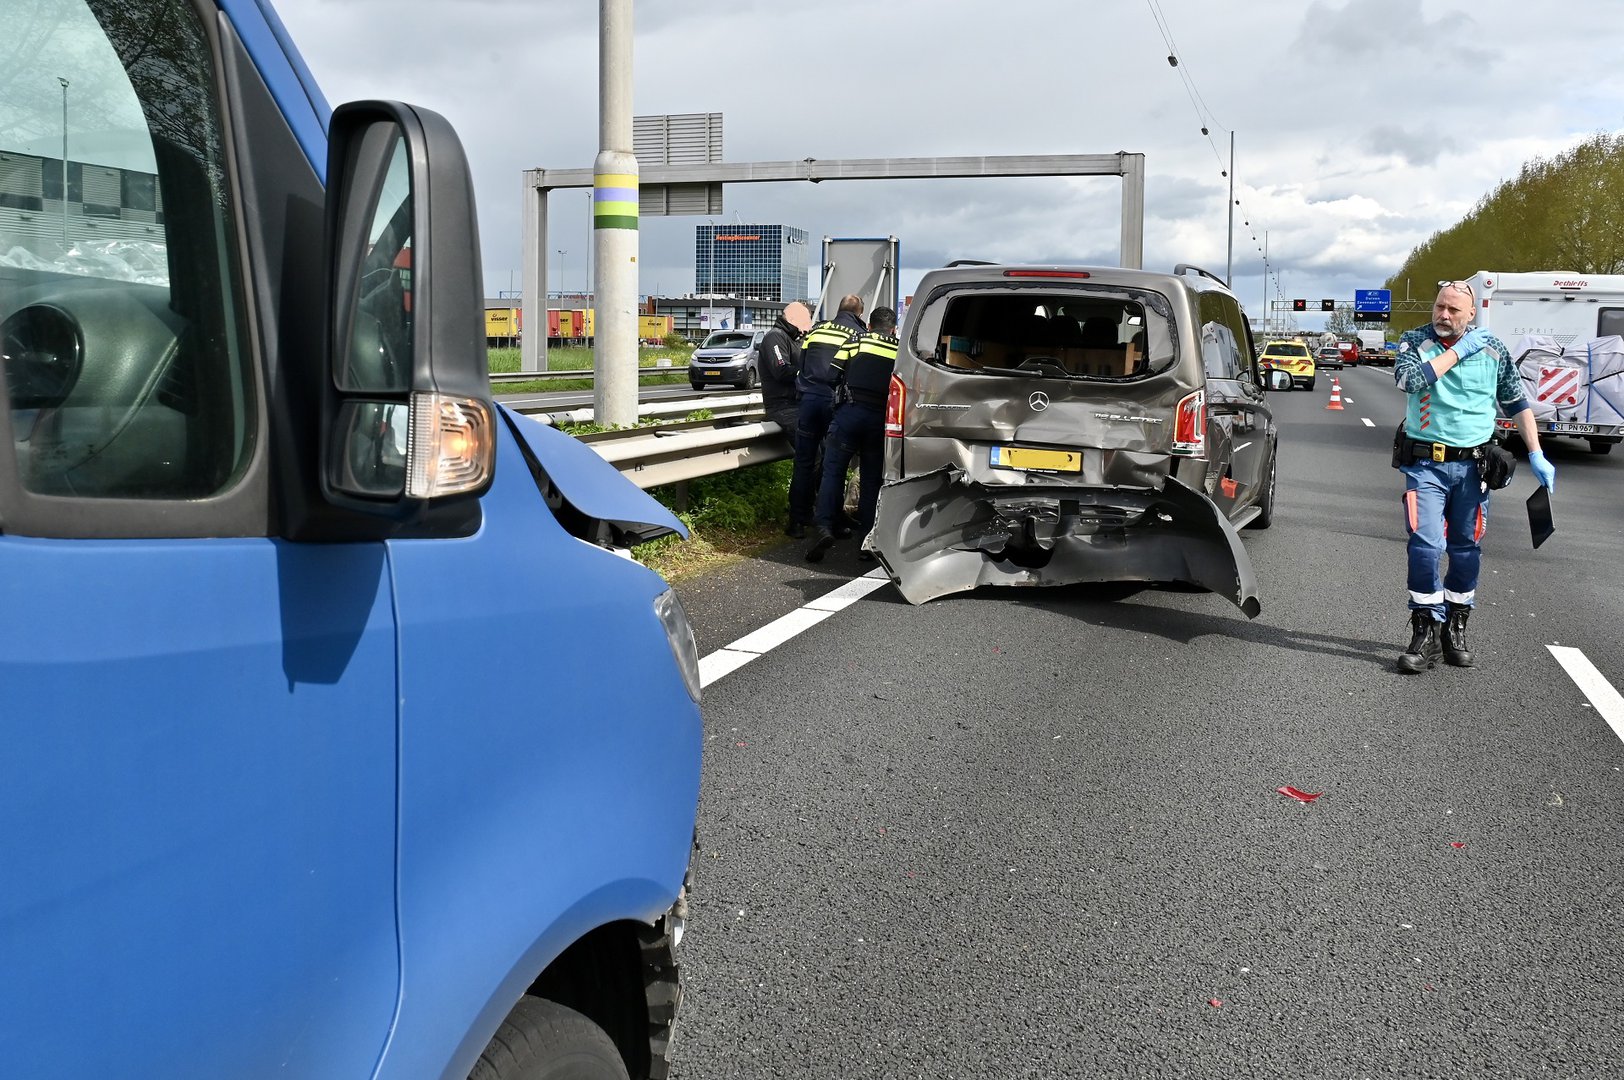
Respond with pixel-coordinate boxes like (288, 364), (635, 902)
(468, 996), (630, 1080)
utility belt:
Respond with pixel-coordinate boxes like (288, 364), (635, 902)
(836, 384), (886, 407)
(1390, 425), (1516, 488)
(1399, 436), (1488, 463)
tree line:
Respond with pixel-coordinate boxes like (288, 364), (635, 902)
(1384, 131), (1624, 299)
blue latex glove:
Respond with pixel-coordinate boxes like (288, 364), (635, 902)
(1450, 327), (1489, 359)
(1528, 449), (1556, 491)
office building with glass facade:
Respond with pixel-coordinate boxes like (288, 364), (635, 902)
(694, 223), (808, 302)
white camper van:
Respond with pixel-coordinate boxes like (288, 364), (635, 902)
(1468, 271), (1624, 455)
(1466, 271), (1624, 344)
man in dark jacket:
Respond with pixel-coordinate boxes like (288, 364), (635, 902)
(805, 307), (898, 563)
(787, 295), (866, 536)
(757, 300), (811, 447)
(757, 301), (812, 538)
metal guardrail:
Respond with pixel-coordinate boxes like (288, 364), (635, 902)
(509, 391), (765, 426)
(579, 418), (792, 488)
(504, 393), (790, 489)
(490, 366), (694, 384)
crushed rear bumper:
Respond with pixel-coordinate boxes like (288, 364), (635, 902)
(865, 468), (1260, 616)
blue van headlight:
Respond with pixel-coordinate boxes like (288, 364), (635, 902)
(653, 589), (702, 704)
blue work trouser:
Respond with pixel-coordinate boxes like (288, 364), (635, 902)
(1400, 459), (1489, 619)
(815, 402), (885, 534)
(788, 388), (835, 526)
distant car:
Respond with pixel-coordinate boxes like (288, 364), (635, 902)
(1260, 339), (1316, 390)
(1315, 345), (1345, 370)
(688, 328), (766, 390)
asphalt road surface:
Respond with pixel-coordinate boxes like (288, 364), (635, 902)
(668, 363), (1624, 1079)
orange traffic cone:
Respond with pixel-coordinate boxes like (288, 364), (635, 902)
(1325, 383), (1345, 410)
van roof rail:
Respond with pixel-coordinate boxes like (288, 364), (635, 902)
(1173, 264), (1227, 285)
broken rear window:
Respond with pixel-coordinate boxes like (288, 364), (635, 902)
(914, 287), (1176, 380)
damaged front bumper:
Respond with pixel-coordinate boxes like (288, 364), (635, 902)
(864, 467), (1260, 616)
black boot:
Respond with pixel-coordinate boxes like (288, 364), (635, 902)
(1397, 610), (1442, 674)
(783, 519), (806, 539)
(1442, 603), (1474, 667)
(804, 526), (835, 563)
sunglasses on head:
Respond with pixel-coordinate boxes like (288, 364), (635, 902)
(1437, 279), (1475, 302)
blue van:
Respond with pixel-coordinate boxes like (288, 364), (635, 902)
(0, 1), (702, 1077)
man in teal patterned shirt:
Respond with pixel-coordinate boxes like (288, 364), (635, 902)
(1390, 280), (1556, 673)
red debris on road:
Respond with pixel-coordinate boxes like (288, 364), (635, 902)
(1276, 786), (1323, 803)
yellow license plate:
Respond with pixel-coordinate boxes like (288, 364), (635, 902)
(990, 446), (1082, 472)
(704, 370), (722, 376)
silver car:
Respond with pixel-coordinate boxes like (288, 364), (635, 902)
(867, 263), (1286, 612)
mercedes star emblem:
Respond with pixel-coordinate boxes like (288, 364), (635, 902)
(1029, 391), (1049, 412)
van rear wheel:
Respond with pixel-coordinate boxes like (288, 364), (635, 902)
(468, 997), (629, 1080)
(1589, 437), (1615, 455)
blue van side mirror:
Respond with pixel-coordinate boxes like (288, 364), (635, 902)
(323, 101), (494, 516)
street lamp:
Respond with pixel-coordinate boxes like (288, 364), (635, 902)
(57, 77), (69, 249)
(555, 248), (567, 298)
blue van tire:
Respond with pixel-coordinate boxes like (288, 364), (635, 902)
(468, 997), (630, 1080)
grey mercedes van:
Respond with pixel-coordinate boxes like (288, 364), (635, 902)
(866, 262), (1286, 613)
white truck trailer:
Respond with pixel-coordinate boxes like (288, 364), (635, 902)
(1466, 270), (1624, 454)
(1357, 328), (1388, 365)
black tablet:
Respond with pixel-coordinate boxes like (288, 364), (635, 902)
(1527, 486), (1554, 549)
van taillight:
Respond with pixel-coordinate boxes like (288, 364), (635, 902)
(1172, 389), (1204, 456)
(885, 375), (905, 436)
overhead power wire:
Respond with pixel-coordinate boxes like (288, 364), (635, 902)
(1144, 0), (1277, 304)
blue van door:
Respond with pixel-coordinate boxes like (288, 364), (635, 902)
(0, 537), (401, 1078)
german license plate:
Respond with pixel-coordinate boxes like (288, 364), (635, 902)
(1549, 422), (1596, 434)
(704, 370), (722, 376)
(990, 446), (1082, 472)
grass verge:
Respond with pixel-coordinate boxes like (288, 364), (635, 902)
(630, 460), (794, 583)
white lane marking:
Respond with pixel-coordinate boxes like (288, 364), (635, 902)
(1362, 418), (1375, 427)
(806, 572), (890, 612)
(700, 569), (889, 687)
(1233, 442), (1252, 453)
(698, 649), (756, 686)
(1342, 397), (1354, 404)
(1548, 646), (1624, 743)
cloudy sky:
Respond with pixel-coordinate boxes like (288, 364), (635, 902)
(271, 0), (1624, 331)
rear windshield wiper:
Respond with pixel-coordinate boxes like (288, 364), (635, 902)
(976, 359), (1079, 379)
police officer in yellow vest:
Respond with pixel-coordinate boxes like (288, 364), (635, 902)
(1391, 279), (1556, 673)
(786, 295), (866, 537)
(805, 307), (899, 563)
